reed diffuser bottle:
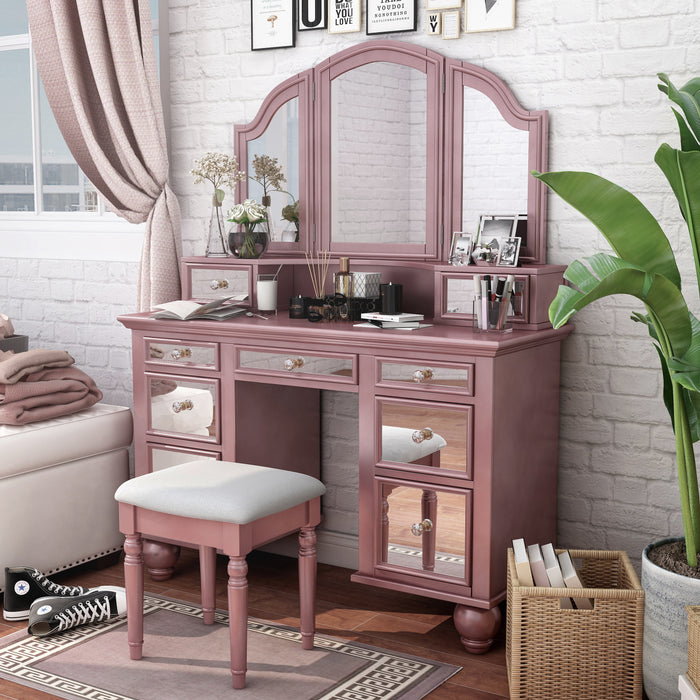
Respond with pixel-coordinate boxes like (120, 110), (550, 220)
(334, 257), (353, 296)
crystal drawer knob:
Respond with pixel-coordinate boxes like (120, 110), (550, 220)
(209, 279), (229, 290)
(284, 357), (305, 371)
(412, 427), (434, 443)
(411, 519), (433, 536)
(412, 368), (434, 383)
(172, 399), (194, 413)
(170, 348), (192, 360)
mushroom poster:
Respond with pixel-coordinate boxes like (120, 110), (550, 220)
(251, 0), (295, 50)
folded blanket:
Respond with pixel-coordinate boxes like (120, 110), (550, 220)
(0, 366), (102, 425)
(0, 349), (75, 384)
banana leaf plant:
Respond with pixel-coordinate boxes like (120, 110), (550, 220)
(534, 73), (700, 567)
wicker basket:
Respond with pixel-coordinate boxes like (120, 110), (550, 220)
(689, 605), (700, 694)
(506, 548), (644, 700)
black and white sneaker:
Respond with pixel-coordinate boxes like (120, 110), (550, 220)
(3, 567), (92, 621)
(28, 588), (127, 637)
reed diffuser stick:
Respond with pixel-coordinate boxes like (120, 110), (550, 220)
(305, 250), (330, 298)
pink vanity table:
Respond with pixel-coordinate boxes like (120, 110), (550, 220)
(119, 40), (571, 653)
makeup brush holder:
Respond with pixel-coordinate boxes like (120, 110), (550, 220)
(473, 300), (513, 333)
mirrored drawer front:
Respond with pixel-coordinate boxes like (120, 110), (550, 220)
(145, 339), (218, 370)
(377, 359), (473, 396)
(188, 266), (250, 300)
(377, 478), (472, 583)
(236, 348), (357, 383)
(147, 375), (219, 442)
(149, 445), (219, 472)
(379, 398), (473, 478)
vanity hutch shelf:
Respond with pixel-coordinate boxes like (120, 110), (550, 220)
(120, 40), (570, 653)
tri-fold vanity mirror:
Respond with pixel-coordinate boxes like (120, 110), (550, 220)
(234, 40), (548, 264)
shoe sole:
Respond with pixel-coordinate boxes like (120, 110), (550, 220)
(3, 585), (119, 622)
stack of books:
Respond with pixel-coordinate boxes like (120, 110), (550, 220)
(358, 312), (426, 329)
(512, 538), (593, 609)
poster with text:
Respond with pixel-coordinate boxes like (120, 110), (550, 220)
(298, 0), (327, 30)
(366, 0), (417, 35)
(251, 0), (295, 50)
(328, 0), (362, 33)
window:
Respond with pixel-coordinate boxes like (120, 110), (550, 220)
(0, 1), (166, 261)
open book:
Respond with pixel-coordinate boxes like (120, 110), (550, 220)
(152, 295), (248, 321)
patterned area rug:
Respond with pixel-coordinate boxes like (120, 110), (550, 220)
(0, 594), (460, 699)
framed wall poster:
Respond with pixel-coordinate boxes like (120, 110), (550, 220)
(442, 10), (460, 38)
(251, 0), (295, 50)
(426, 11), (441, 34)
(465, 0), (515, 33)
(328, 0), (362, 32)
(366, 0), (417, 35)
(298, 0), (326, 29)
(425, 0), (461, 10)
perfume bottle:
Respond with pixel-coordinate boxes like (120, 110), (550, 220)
(334, 257), (353, 296)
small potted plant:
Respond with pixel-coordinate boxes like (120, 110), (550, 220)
(535, 74), (700, 700)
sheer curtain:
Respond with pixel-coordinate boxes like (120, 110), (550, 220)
(27, 0), (181, 311)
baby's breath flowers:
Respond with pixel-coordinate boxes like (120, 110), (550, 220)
(191, 152), (246, 205)
(250, 154), (287, 204)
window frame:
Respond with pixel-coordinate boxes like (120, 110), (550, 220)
(0, 4), (169, 263)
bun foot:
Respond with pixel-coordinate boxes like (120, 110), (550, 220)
(143, 539), (181, 581)
(453, 603), (501, 654)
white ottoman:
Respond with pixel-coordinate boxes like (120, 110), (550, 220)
(0, 404), (133, 591)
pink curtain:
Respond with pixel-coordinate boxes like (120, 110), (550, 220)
(26, 0), (181, 311)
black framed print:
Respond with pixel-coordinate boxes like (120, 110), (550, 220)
(329, 0), (362, 32)
(298, 0), (326, 30)
(251, 0), (295, 50)
(366, 0), (417, 35)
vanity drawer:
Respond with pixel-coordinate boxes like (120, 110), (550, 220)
(148, 444), (219, 472)
(186, 265), (250, 301)
(146, 373), (219, 443)
(374, 475), (472, 588)
(376, 358), (474, 397)
(235, 347), (357, 386)
(144, 338), (219, 371)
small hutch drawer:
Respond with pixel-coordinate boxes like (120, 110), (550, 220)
(148, 444), (220, 472)
(145, 338), (219, 370)
(185, 265), (250, 301)
(376, 358), (474, 397)
(235, 347), (358, 385)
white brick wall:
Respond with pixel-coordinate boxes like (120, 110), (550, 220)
(2, 0), (699, 568)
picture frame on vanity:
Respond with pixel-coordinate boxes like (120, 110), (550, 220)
(464, 0), (515, 33)
(328, 0), (362, 32)
(497, 236), (521, 266)
(449, 232), (473, 265)
(366, 0), (417, 35)
(297, 0), (326, 29)
(251, 0), (295, 50)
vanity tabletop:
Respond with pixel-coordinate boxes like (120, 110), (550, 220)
(118, 311), (571, 359)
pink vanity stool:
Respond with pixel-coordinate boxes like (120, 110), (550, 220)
(114, 459), (326, 689)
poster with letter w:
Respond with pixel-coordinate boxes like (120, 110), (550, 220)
(329, 0), (362, 32)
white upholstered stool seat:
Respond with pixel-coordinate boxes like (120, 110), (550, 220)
(114, 459), (326, 690)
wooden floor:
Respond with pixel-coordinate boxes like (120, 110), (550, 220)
(0, 548), (510, 699)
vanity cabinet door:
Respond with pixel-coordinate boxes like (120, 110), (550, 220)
(377, 397), (473, 479)
(146, 373), (219, 443)
(376, 477), (472, 586)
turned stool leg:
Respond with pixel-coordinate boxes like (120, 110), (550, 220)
(124, 532), (144, 660)
(227, 555), (248, 689)
(298, 526), (318, 650)
(199, 545), (217, 625)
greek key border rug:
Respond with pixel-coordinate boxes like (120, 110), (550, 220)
(0, 594), (460, 700)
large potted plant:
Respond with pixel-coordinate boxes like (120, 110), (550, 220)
(535, 74), (700, 700)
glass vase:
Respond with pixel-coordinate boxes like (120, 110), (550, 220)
(228, 222), (269, 259)
(262, 195), (276, 242)
(205, 197), (229, 257)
